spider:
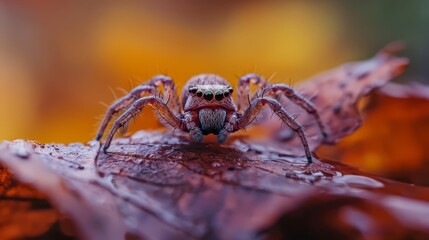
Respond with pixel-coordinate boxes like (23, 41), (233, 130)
(96, 73), (327, 163)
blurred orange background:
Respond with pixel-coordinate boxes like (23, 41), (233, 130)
(1, 1), (429, 183)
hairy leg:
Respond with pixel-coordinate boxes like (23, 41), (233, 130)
(217, 113), (238, 143)
(236, 73), (268, 113)
(260, 84), (328, 139)
(96, 75), (181, 140)
(182, 112), (203, 142)
(149, 75), (181, 115)
(102, 96), (185, 152)
(237, 97), (313, 163)
(96, 85), (157, 140)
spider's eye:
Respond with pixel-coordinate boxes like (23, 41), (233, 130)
(215, 91), (224, 101)
(224, 91), (230, 97)
(196, 90), (203, 97)
(229, 88), (233, 93)
(203, 91), (214, 101)
(189, 88), (198, 94)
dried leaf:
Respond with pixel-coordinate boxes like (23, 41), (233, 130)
(253, 43), (408, 156)
(0, 166), (66, 239)
(318, 82), (429, 185)
(1, 45), (426, 240)
(1, 134), (429, 239)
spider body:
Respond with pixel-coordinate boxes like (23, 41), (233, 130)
(96, 73), (327, 163)
(181, 74), (236, 142)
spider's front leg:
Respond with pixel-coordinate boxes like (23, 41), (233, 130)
(102, 96), (185, 152)
(259, 84), (328, 139)
(236, 73), (268, 113)
(237, 97), (313, 163)
(96, 75), (181, 141)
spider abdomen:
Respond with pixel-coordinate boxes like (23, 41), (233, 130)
(198, 108), (226, 135)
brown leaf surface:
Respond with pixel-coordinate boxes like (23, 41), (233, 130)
(2, 134), (429, 239)
(2, 45), (427, 240)
(297, 43), (408, 143)
(0, 166), (58, 239)
(251, 43), (409, 156)
(318, 82), (429, 185)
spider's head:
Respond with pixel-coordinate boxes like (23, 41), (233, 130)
(182, 74), (236, 112)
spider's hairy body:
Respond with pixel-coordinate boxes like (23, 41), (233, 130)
(181, 74), (236, 141)
(96, 73), (328, 163)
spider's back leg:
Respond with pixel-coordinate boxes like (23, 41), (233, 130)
(102, 96), (185, 152)
(96, 75), (181, 141)
(96, 85), (158, 140)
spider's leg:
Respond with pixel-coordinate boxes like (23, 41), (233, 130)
(236, 97), (313, 163)
(182, 112), (203, 142)
(217, 113), (238, 143)
(96, 85), (158, 140)
(262, 84), (328, 139)
(148, 75), (181, 115)
(236, 73), (268, 113)
(96, 75), (181, 141)
(102, 96), (185, 152)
